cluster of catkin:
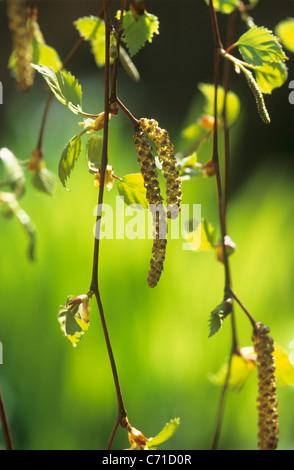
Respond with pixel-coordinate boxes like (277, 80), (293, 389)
(252, 322), (279, 450)
(7, 0), (34, 91)
(133, 119), (182, 288)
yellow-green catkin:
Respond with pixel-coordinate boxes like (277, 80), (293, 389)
(252, 322), (279, 450)
(139, 118), (182, 219)
(133, 130), (167, 288)
(7, 0), (34, 91)
(244, 70), (271, 124)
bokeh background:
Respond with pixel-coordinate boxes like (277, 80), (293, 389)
(1, 0), (294, 450)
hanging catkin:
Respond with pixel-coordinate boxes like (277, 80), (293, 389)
(139, 118), (182, 219)
(252, 322), (279, 450)
(243, 69), (271, 124)
(133, 130), (167, 288)
(7, 0), (34, 91)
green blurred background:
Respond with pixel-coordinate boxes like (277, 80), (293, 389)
(1, 0), (294, 450)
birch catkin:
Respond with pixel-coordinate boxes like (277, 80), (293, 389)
(139, 118), (182, 219)
(7, 0), (34, 91)
(133, 130), (167, 288)
(252, 322), (279, 450)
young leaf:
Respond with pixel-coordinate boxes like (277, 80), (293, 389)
(86, 134), (103, 173)
(0, 147), (25, 197)
(254, 61), (288, 94)
(58, 134), (83, 189)
(58, 296), (90, 347)
(119, 10), (159, 57)
(208, 348), (256, 390)
(183, 218), (215, 252)
(32, 65), (83, 114)
(74, 16), (106, 67)
(117, 173), (148, 209)
(205, 0), (239, 15)
(236, 27), (287, 67)
(208, 301), (230, 337)
(275, 18), (294, 53)
(147, 418), (180, 448)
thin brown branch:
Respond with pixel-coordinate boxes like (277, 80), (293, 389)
(90, 0), (128, 450)
(0, 387), (13, 450)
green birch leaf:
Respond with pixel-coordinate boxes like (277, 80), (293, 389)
(32, 64), (83, 114)
(275, 18), (294, 53)
(74, 16), (106, 67)
(86, 134), (103, 173)
(255, 61), (288, 94)
(208, 301), (230, 337)
(273, 346), (294, 386)
(119, 10), (159, 57)
(177, 152), (204, 180)
(58, 296), (90, 347)
(236, 27), (287, 67)
(205, 0), (239, 14)
(147, 418), (180, 448)
(58, 134), (83, 189)
(0, 147), (25, 197)
(117, 173), (148, 209)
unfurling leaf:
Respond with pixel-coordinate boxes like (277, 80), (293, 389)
(58, 295), (90, 347)
(86, 134), (103, 172)
(117, 173), (148, 209)
(58, 134), (83, 189)
(31, 167), (57, 196)
(147, 418), (180, 448)
(32, 64), (83, 114)
(119, 10), (159, 57)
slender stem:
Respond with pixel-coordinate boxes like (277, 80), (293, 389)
(230, 289), (256, 327)
(208, 1), (238, 450)
(110, 0), (126, 104)
(90, 0), (127, 449)
(116, 97), (139, 129)
(0, 387), (13, 450)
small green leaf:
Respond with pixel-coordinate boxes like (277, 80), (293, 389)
(31, 167), (57, 196)
(58, 296), (90, 347)
(86, 134), (103, 173)
(74, 16), (106, 67)
(32, 65), (83, 114)
(205, 0), (239, 14)
(275, 18), (294, 53)
(208, 348), (256, 390)
(147, 418), (180, 448)
(254, 61), (288, 94)
(208, 301), (230, 337)
(0, 148), (25, 197)
(119, 10), (159, 57)
(117, 173), (148, 209)
(236, 26), (287, 67)
(58, 134), (83, 189)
